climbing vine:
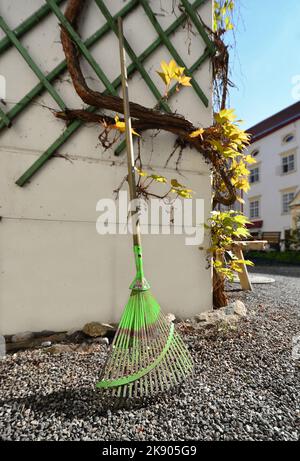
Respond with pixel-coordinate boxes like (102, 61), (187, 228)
(54, 0), (253, 307)
(206, 210), (253, 306)
(211, 0), (235, 111)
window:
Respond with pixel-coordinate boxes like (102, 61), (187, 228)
(250, 167), (259, 184)
(283, 133), (295, 144)
(282, 192), (295, 214)
(282, 154), (295, 174)
(250, 200), (260, 219)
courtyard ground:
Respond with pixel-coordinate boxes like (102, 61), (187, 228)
(0, 265), (299, 441)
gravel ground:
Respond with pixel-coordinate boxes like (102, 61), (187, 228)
(0, 266), (299, 441)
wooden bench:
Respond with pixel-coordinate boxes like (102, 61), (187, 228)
(227, 240), (268, 291)
(261, 232), (281, 251)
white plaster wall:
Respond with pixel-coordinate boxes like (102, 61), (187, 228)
(245, 120), (300, 237)
(0, 0), (213, 334)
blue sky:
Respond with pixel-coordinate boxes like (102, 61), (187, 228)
(228, 0), (300, 129)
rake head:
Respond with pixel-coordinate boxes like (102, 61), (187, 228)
(96, 289), (193, 401)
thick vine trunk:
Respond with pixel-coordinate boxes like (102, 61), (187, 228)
(213, 268), (228, 308)
(59, 0), (238, 208)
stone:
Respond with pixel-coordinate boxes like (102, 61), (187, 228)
(33, 330), (56, 338)
(82, 322), (115, 338)
(195, 312), (210, 323)
(230, 300), (247, 317)
(195, 311), (225, 325)
(11, 331), (34, 343)
(41, 341), (52, 347)
(92, 337), (109, 345)
(7, 331), (68, 352)
(193, 301), (247, 328)
(165, 313), (176, 324)
(66, 327), (81, 337)
(66, 330), (87, 343)
(46, 344), (76, 354)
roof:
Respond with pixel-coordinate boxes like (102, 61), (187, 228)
(248, 101), (300, 143)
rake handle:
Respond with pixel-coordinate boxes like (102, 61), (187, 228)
(118, 17), (141, 248)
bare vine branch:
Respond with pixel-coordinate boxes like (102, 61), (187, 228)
(56, 0), (237, 207)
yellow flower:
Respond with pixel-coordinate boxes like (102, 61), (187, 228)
(111, 115), (140, 137)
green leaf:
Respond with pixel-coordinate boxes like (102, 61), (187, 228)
(171, 179), (184, 188)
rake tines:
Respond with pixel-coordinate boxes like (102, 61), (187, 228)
(96, 290), (193, 400)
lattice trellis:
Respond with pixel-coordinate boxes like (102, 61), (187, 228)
(0, 0), (215, 187)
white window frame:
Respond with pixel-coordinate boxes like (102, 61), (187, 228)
(282, 133), (295, 145)
(249, 166), (260, 184)
(281, 150), (296, 175)
(282, 191), (295, 215)
(249, 199), (260, 220)
(250, 148), (260, 158)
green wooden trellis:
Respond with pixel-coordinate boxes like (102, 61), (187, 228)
(0, 0), (215, 187)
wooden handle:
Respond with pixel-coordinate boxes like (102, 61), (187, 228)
(118, 17), (141, 246)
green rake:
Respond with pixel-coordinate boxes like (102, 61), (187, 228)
(96, 18), (193, 400)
